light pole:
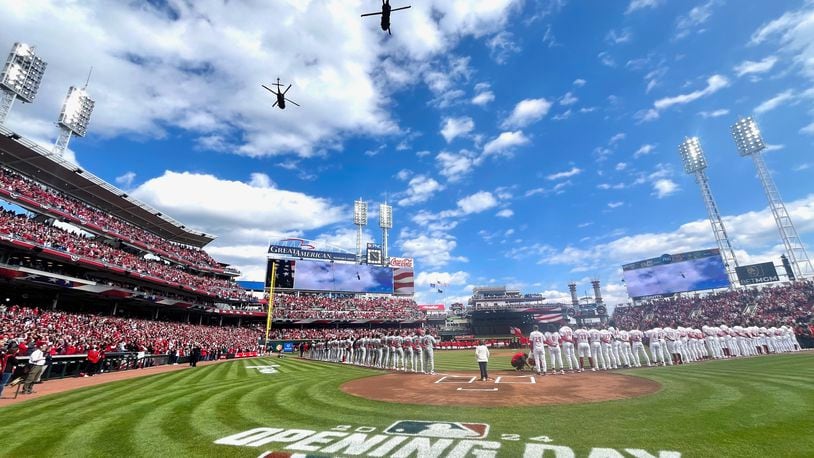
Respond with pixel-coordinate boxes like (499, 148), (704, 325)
(731, 116), (814, 280)
(678, 136), (739, 286)
(353, 199), (368, 263)
(379, 202), (392, 262)
(54, 82), (95, 156)
(0, 42), (47, 124)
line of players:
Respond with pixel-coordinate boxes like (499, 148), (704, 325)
(307, 329), (440, 375)
(526, 324), (803, 375)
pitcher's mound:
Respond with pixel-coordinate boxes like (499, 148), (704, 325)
(341, 370), (661, 407)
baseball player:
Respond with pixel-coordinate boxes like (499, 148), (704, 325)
(588, 327), (606, 371)
(421, 330), (437, 375)
(529, 325), (547, 375)
(664, 326), (679, 365)
(559, 325), (580, 372)
(599, 327), (617, 369)
(545, 330), (565, 374)
(403, 332), (414, 371)
(618, 328), (633, 368)
(574, 327), (591, 372)
(395, 332), (405, 370)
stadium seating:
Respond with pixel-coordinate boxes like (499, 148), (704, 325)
(612, 281), (814, 330)
(0, 305), (260, 357)
(0, 167), (225, 273)
(272, 294), (423, 321)
(0, 207), (248, 301)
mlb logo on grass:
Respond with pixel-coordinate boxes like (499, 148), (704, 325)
(384, 420), (489, 439)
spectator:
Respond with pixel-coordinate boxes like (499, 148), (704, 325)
(22, 343), (47, 394)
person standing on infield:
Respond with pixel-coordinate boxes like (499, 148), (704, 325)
(475, 340), (490, 381)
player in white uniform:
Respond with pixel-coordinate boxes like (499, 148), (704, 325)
(618, 328), (633, 368)
(559, 325), (580, 372)
(545, 330), (565, 375)
(574, 327), (591, 372)
(403, 333), (415, 371)
(588, 328), (606, 370)
(628, 328), (650, 367)
(529, 325), (547, 375)
(599, 328), (617, 369)
(664, 327), (679, 365)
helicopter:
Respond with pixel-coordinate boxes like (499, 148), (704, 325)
(361, 0), (411, 35)
(261, 78), (300, 109)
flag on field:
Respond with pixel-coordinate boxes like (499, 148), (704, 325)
(509, 326), (529, 345)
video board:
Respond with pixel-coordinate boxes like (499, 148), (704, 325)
(622, 249), (730, 298)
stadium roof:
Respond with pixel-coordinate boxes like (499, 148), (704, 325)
(0, 125), (215, 247)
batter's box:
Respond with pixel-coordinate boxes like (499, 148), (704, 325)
(434, 375), (476, 384)
(494, 375), (536, 384)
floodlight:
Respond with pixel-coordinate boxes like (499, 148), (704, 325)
(58, 86), (95, 137)
(379, 203), (392, 229)
(678, 137), (707, 174)
(731, 117), (765, 157)
(0, 42), (47, 102)
(353, 199), (368, 226)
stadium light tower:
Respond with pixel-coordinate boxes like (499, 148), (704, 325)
(53, 79), (95, 156)
(0, 42), (47, 125)
(353, 199), (368, 263)
(379, 202), (392, 261)
(731, 116), (814, 279)
(678, 136), (740, 286)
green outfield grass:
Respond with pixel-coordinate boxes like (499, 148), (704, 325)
(1, 351), (812, 457)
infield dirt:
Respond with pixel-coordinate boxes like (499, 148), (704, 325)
(341, 370), (661, 407)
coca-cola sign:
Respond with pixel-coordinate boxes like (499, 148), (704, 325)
(388, 257), (414, 268)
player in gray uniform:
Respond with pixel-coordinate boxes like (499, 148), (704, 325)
(382, 334), (391, 368)
(394, 332), (405, 370)
(421, 330), (437, 374)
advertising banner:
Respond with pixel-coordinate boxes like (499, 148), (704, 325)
(388, 257), (414, 268)
(419, 304), (445, 311)
(736, 262), (780, 285)
(268, 244), (356, 262)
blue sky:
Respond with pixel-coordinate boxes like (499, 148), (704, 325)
(2, 0), (814, 308)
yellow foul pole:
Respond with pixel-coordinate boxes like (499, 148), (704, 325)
(264, 261), (277, 353)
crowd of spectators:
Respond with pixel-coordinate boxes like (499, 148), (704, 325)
(612, 281), (814, 333)
(0, 305), (261, 359)
(272, 294), (423, 321)
(0, 166), (223, 272)
(0, 207), (249, 301)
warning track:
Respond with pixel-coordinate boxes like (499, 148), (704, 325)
(341, 370), (661, 407)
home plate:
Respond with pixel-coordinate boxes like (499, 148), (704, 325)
(457, 387), (498, 391)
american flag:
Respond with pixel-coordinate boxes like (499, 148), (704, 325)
(533, 312), (563, 323)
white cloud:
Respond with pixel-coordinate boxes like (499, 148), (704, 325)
(560, 91), (578, 106)
(415, 271), (470, 287)
(573, 78), (587, 87)
(606, 28), (633, 45)
(626, 0), (663, 14)
(440, 116), (475, 143)
(398, 233), (465, 269)
(633, 144), (656, 159)
(0, 1), (521, 158)
(487, 31), (521, 64)
(248, 172), (274, 188)
(802, 121), (814, 135)
(597, 51), (616, 67)
(457, 191), (498, 214)
(546, 166), (582, 180)
(115, 171), (136, 188)
(397, 175), (445, 207)
(754, 90), (795, 114)
(607, 201), (624, 209)
(472, 82), (495, 106)
(652, 178), (680, 198)
(496, 208), (514, 218)
(502, 98), (552, 128)
(436, 150), (477, 182)
(609, 132), (626, 145)
(642, 74), (729, 121)
(483, 131), (530, 156)
(615, 162), (627, 171)
(674, 0), (720, 40)
(734, 56), (779, 77)
(396, 169), (413, 181)
(698, 109), (730, 118)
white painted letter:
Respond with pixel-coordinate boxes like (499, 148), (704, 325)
(589, 448), (625, 458)
(321, 433), (389, 455)
(523, 443), (576, 458)
(625, 450), (681, 458)
(249, 429), (315, 447)
(286, 431), (349, 452)
(214, 428), (283, 446)
(447, 440), (501, 458)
